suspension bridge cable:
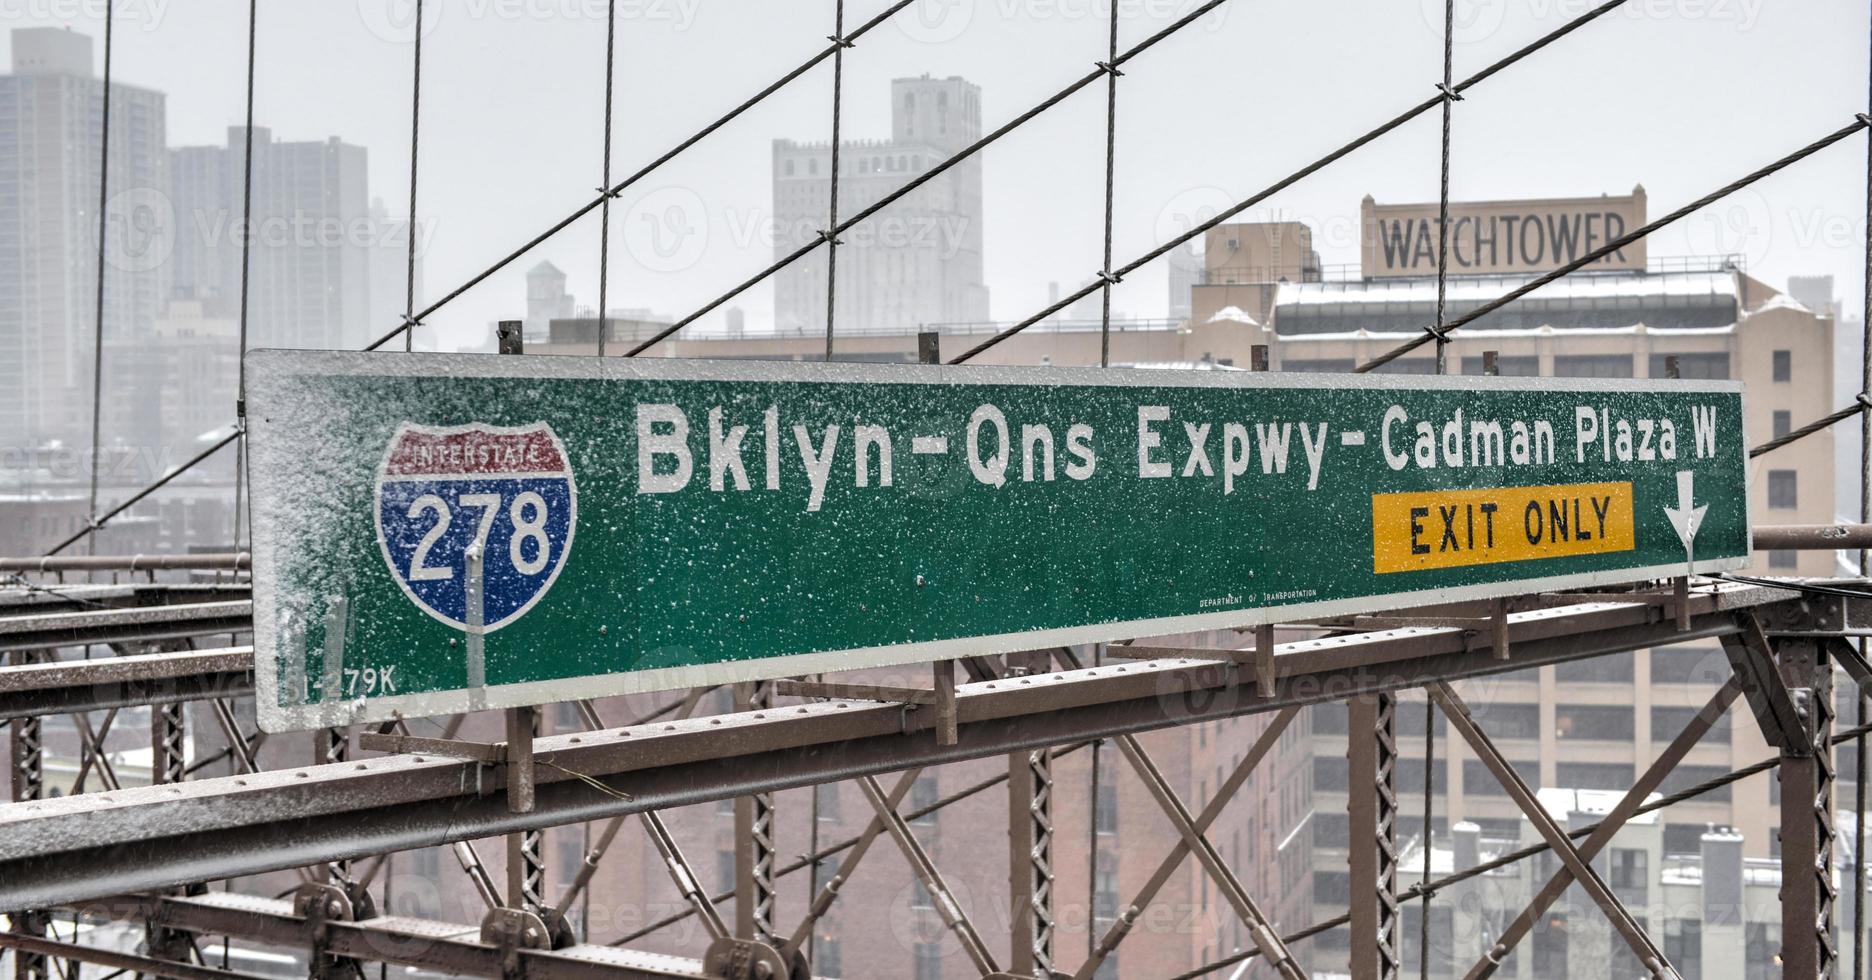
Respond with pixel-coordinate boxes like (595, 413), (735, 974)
(1421, 10), (1455, 969)
(824, 0), (848, 361)
(231, 0), (259, 555)
(1855, 11), (1872, 979)
(359, 0), (918, 354)
(83, 0), (114, 558)
(626, 0), (1240, 358)
(596, 0), (618, 358)
(1097, 0), (1120, 369)
(1430, 0), (1457, 375)
(403, 0), (424, 352)
(950, 0), (1633, 364)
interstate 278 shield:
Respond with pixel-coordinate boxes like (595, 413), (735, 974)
(373, 421), (578, 633)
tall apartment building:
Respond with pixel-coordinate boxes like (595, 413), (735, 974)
(169, 126), (372, 351)
(0, 27), (167, 448)
(771, 75), (988, 336)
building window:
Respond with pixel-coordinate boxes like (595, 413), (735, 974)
(1095, 779), (1117, 835)
(1554, 704), (1635, 741)
(1472, 703), (1541, 739)
(1653, 705), (1731, 743)
(1555, 652), (1633, 683)
(816, 937), (841, 978)
(1554, 762), (1633, 790)
(1663, 823), (1712, 857)
(1313, 755), (1348, 792)
(1532, 912), (1568, 977)
(784, 159), (795, 176)
(1772, 410), (1791, 439)
(808, 158), (818, 176)
(1660, 764), (1733, 802)
(1609, 848), (1647, 903)
(717, 849), (736, 893)
(1094, 865), (1119, 923)
(1768, 470), (1798, 509)
(910, 774), (939, 825)
(1313, 870), (1351, 903)
(1648, 352), (1729, 379)
(1768, 549), (1798, 569)
(1746, 924), (1778, 980)
(1665, 919), (1702, 978)
(1460, 354), (1540, 376)
(1553, 354), (1634, 378)
(914, 943), (942, 980)
(910, 879), (934, 911)
(1651, 645), (1726, 685)
(1462, 758), (1538, 795)
(1772, 349), (1791, 381)
(816, 782), (840, 821)
(1311, 702), (1348, 734)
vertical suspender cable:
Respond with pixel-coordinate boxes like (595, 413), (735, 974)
(1096, 1), (1120, 368)
(1849, 10), (1872, 980)
(823, 0), (848, 361)
(596, 0), (618, 357)
(1089, 0), (1122, 954)
(83, 0), (115, 558)
(404, 0), (424, 352)
(1422, 5), (1454, 972)
(232, 0), (258, 554)
(1431, 0), (1457, 375)
(1419, 699), (1435, 980)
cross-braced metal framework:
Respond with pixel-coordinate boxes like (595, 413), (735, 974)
(9, 2), (1872, 979)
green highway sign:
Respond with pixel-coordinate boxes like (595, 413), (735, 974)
(246, 351), (1749, 732)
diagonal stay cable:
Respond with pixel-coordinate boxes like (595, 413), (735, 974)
(950, 0), (1633, 365)
(625, 0), (1240, 357)
(361, 0), (916, 354)
(1354, 116), (1870, 373)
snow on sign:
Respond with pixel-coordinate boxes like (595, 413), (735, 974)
(245, 350), (1750, 732)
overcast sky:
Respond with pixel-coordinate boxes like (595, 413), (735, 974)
(15, 0), (1869, 351)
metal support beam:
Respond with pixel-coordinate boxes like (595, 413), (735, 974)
(1347, 692), (1400, 980)
(1777, 637), (1837, 980)
(1431, 682), (1677, 978)
(153, 701), (186, 785)
(1008, 745), (1053, 976)
(733, 681), (776, 943)
(505, 706), (544, 914)
(3, 688), (43, 980)
(1006, 649), (1054, 976)
(0, 584), (1797, 910)
(1723, 613), (1806, 752)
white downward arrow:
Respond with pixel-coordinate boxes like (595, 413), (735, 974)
(1663, 469), (1707, 556)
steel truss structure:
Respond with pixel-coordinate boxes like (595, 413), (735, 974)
(4, 571), (1872, 980)
(11, 0), (1872, 977)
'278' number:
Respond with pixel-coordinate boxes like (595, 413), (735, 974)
(406, 491), (552, 581)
